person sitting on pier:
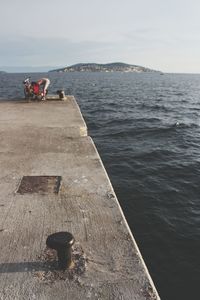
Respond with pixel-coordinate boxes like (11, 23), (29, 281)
(37, 78), (50, 100)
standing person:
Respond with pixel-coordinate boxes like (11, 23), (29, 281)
(37, 78), (50, 100)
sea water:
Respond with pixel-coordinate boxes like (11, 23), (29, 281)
(1, 71), (200, 300)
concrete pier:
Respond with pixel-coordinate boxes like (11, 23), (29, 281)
(0, 97), (160, 299)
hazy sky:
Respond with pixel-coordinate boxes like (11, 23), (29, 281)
(0, 0), (200, 73)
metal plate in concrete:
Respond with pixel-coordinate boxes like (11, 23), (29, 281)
(17, 176), (62, 194)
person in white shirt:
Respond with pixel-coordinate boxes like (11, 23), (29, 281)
(37, 78), (50, 100)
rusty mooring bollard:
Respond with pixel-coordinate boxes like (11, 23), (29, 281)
(56, 90), (65, 99)
(46, 232), (75, 270)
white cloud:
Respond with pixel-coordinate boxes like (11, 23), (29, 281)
(1, 0), (200, 72)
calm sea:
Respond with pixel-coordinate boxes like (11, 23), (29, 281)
(1, 71), (200, 300)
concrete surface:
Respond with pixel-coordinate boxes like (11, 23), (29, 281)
(0, 97), (160, 300)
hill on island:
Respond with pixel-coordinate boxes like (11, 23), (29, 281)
(49, 62), (158, 73)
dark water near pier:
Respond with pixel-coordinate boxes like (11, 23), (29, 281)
(1, 71), (200, 300)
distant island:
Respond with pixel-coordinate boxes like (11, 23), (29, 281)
(49, 62), (158, 73)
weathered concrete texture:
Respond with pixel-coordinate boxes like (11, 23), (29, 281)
(0, 96), (87, 137)
(0, 98), (160, 300)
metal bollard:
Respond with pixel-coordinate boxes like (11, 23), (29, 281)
(46, 232), (75, 270)
(56, 90), (65, 99)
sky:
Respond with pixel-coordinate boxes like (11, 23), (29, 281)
(0, 0), (200, 73)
